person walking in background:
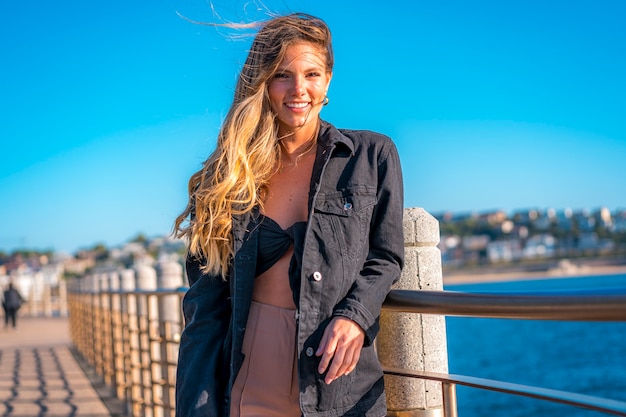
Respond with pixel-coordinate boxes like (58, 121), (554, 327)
(173, 13), (404, 417)
(3, 283), (24, 329)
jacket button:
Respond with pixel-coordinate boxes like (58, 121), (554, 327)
(312, 271), (322, 281)
(306, 347), (315, 357)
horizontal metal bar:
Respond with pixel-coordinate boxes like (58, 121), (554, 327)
(383, 367), (626, 416)
(71, 288), (188, 296)
(73, 287), (626, 321)
(383, 290), (626, 321)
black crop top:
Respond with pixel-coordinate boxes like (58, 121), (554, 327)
(255, 214), (307, 305)
(255, 214), (305, 276)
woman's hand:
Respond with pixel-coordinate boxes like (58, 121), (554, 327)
(316, 316), (365, 384)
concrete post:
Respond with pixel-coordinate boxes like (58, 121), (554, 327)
(58, 278), (68, 317)
(378, 208), (449, 417)
(135, 264), (158, 323)
(120, 268), (138, 416)
(155, 259), (183, 323)
(81, 271), (99, 367)
(27, 272), (44, 317)
(155, 259), (183, 337)
(135, 264), (160, 417)
(109, 270), (120, 289)
(156, 258), (184, 415)
(120, 268), (136, 310)
(97, 272), (113, 386)
(108, 270), (125, 399)
(43, 282), (52, 317)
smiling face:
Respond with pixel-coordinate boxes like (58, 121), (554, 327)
(268, 42), (332, 138)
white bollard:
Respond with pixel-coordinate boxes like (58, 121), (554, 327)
(135, 264), (160, 417)
(156, 259), (184, 415)
(378, 208), (449, 417)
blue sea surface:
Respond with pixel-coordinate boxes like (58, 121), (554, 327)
(444, 273), (626, 417)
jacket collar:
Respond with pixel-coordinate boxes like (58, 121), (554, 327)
(318, 120), (355, 155)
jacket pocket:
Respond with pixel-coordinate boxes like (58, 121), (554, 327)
(313, 186), (377, 260)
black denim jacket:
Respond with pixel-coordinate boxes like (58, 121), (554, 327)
(176, 121), (404, 417)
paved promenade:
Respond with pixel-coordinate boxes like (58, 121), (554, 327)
(0, 317), (120, 417)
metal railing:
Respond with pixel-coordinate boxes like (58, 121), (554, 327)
(383, 289), (626, 417)
(69, 288), (185, 417)
(67, 287), (626, 417)
(384, 289), (626, 321)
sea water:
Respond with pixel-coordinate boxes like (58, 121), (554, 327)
(444, 273), (626, 417)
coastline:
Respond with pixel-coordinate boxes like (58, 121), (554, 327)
(442, 263), (626, 286)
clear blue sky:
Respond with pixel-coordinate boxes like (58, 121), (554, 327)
(2, 0), (625, 253)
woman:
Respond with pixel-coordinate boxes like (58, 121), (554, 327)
(174, 13), (404, 417)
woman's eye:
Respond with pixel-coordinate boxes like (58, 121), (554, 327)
(307, 72), (321, 77)
(274, 72), (289, 79)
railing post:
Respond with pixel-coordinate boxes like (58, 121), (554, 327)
(136, 264), (160, 417)
(99, 272), (113, 386)
(109, 270), (125, 401)
(120, 268), (139, 416)
(83, 274), (98, 367)
(441, 383), (458, 417)
(43, 280), (52, 317)
(27, 273), (42, 317)
(156, 258), (184, 417)
(91, 273), (104, 375)
(378, 207), (449, 417)
(59, 278), (68, 317)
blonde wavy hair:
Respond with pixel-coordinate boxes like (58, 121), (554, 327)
(173, 13), (334, 278)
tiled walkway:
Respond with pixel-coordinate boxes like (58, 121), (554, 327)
(0, 318), (117, 417)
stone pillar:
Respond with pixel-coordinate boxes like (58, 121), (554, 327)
(27, 273), (44, 317)
(43, 282), (53, 317)
(156, 259), (184, 416)
(156, 259), (183, 323)
(120, 269), (136, 309)
(109, 271), (121, 329)
(120, 268), (138, 416)
(156, 259), (183, 335)
(79, 274), (94, 366)
(378, 208), (448, 417)
(98, 272), (113, 385)
(58, 278), (68, 317)
(135, 264), (160, 417)
(108, 270), (124, 399)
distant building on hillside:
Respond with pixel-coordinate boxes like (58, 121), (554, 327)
(487, 240), (523, 263)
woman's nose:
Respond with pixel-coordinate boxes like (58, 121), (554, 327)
(292, 75), (306, 95)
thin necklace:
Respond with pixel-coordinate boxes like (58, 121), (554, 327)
(278, 141), (315, 173)
(278, 126), (319, 173)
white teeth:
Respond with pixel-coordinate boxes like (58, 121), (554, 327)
(286, 102), (309, 108)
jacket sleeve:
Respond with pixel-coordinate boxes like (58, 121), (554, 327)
(176, 255), (231, 417)
(333, 139), (404, 345)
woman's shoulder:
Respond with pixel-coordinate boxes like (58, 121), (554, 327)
(322, 120), (396, 150)
(339, 128), (393, 143)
